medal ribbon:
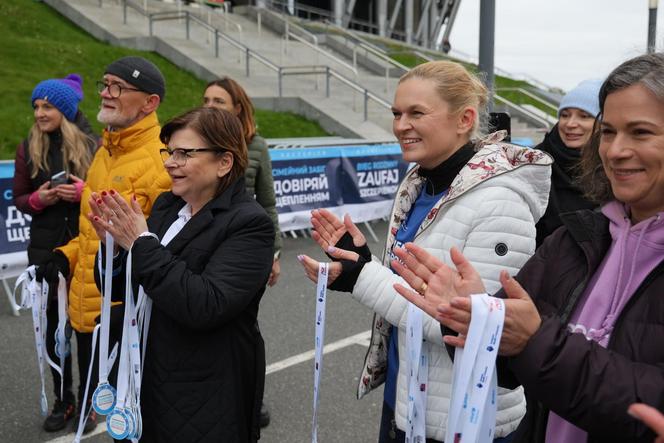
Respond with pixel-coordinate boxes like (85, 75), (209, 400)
(445, 294), (505, 443)
(311, 262), (329, 443)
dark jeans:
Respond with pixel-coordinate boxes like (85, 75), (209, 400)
(74, 330), (98, 407)
(378, 401), (514, 443)
(45, 298), (73, 404)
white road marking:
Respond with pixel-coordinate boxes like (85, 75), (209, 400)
(45, 423), (106, 443)
(266, 330), (371, 375)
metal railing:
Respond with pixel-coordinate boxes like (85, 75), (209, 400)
(495, 87), (558, 113)
(255, 8), (359, 77)
(257, 6), (318, 46)
(493, 95), (551, 129)
(114, 1), (386, 121)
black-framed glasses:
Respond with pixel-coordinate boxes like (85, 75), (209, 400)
(96, 81), (142, 98)
(160, 147), (223, 166)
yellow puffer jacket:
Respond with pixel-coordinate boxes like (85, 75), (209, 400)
(58, 112), (171, 332)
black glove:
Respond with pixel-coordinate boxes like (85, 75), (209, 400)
(328, 255), (371, 293)
(35, 251), (70, 284)
(325, 232), (372, 261)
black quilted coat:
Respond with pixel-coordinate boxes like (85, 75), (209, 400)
(104, 178), (274, 442)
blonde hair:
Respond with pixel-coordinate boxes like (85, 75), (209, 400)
(28, 117), (93, 179)
(399, 61), (488, 139)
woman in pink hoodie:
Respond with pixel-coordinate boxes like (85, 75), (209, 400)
(391, 52), (664, 443)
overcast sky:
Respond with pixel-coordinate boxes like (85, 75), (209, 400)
(448, 0), (664, 91)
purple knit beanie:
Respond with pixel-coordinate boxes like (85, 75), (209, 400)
(31, 74), (84, 121)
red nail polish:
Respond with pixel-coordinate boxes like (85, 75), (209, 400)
(110, 190), (116, 195)
(132, 195), (137, 201)
(96, 199), (102, 205)
(101, 191), (107, 197)
(94, 216), (99, 221)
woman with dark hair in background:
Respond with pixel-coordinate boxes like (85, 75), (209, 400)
(90, 107), (274, 442)
(13, 74), (96, 432)
(203, 77), (282, 427)
(535, 78), (602, 246)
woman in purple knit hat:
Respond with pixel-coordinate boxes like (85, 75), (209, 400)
(13, 74), (97, 433)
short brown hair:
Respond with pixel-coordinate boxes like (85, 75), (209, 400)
(578, 53), (664, 203)
(160, 107), (248, 196)
(205, 77), (256, 143)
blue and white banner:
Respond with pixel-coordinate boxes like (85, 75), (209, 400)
(0, 143), (408, 264)
(271, 143), (409, 231)
(0, 161), (29, 279)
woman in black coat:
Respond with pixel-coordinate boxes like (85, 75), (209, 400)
(534, 78), (602, 246)
(90, 107), (274, 442)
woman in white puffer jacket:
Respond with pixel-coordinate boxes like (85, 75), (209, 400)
(299, 60), (552, 442)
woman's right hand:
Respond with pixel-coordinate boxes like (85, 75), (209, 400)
(298, 245), (361, 288)
(88, 192), (111, 247)
(37, 181), (59, 206)
(311, 210), (369, 259)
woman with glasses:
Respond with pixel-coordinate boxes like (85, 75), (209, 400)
(13, 74), (96, 432)
(90, 107), (274, 442)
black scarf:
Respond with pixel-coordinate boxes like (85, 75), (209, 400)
(541, 124), (583, 193)
(417, 141), (476, 195)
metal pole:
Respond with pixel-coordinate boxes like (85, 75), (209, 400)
(215, 30), (219, 57)
(405, 0), (413, 44)
(278, 68), (283, 97)
(364, 89), (368, 121)
(149, 16), (153, 35)
(186, 12), (190, 40)
(258, 12), (262, 36)
(245, 48), (250, 76)
(378, 0), (387, 37)
(334, 0), (344, 26)
(648, 0), (658, 53)
(478, 0), (495, 111)
(326, 67), (330, 98)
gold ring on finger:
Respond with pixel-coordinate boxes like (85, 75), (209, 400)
(417, 281), (428, 296)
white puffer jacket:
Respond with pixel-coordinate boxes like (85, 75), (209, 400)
(352, 141), (552, 441)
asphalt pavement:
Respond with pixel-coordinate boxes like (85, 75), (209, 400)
(0, 221), (390, 442)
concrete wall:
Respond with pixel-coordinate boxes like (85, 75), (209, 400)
(253, 96), (362, 138)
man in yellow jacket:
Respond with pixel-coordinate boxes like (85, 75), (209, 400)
(37, 56), (171, 433)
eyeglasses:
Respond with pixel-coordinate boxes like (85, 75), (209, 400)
(160, 147), (223, 166)
(96, 81), (142, 98)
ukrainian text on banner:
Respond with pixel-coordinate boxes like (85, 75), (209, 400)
(271, 144), (409, 232)
(0, 161), (29, 279)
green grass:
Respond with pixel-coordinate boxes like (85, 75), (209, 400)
(0, 0), (329, 159)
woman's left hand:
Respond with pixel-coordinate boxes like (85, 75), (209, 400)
(439, 270), (541, 355)
(91, 190), (148, 250)
(54, 174), (83, 202)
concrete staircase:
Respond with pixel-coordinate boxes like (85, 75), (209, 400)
(45, 0), (547, 145)
(45, 0), (397, 141)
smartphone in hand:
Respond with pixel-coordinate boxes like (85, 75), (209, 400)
(49, 171), (69, 188)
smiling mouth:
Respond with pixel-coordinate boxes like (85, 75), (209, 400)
(400, 138), (422, 146)
(612, 168), (645, 177)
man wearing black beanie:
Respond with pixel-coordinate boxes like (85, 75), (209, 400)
(38, 55), (171, 434)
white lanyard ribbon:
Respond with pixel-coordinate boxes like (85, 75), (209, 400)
(13, 266), (69, 415)
(445, 294), (505, 443)
(311, 262), (329, 443)
(92, 234), (118, 416)
(405, 303), (429, 443)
